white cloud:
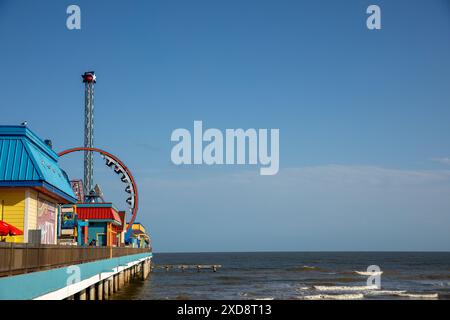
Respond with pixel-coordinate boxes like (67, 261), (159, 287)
(140, 164), (450, 188)
(132, 164), (450, 251)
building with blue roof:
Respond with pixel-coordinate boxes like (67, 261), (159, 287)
(0, 125), (76, 243)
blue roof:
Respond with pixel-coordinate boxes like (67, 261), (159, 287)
(0, 126), (77, 203)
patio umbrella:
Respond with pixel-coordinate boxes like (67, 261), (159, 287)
(0, 220), (24, 237)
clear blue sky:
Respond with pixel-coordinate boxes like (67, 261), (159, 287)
(1, 0), (450, 251)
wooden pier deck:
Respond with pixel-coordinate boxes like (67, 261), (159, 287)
(152, 264), (222, 272)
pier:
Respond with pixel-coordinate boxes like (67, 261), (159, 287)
(152, 264), (222, 272)
(0, 125), (152, 300)
(0, 243), (152, 300)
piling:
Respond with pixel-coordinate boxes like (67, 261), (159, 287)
(119, 271), (125, 288)
(96, 281), (103, 300)
(78, 289), (87, 300)
(60, 257), (151, 300)
(141, 259), (151, 280)
(154, 264), (221, 272)
(113, 274), (119, 292)
(109, 278), (114, 295)
(89, 285), (96, 300)
(104, 280), (109, 299)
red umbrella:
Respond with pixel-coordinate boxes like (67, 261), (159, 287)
(0, 221), (24, 237)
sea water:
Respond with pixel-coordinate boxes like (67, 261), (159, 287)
(112, 252), (450, 300)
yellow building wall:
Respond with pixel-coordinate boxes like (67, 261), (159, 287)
(0, 189), (25, 243)
(132, 223), (146, 233)
(0, 189), (58, 244)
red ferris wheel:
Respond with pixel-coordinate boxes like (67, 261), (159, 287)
(58, 147), (139, 232)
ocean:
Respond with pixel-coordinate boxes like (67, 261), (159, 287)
(112, 252), (450, 300)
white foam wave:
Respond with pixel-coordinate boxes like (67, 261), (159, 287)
(296, 286), (310, 291)
(301, 293), (364, 300)
(396, 293), (438, 299)
(365, 290), (406, 296)
(314, 285), (378, 292)
(365, 290), (438, 299)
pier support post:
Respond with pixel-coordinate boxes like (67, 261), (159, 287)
(79, 289), (87, 300)
(150, 260), (152, 273)
(110, 278), (114, 295)
(89, 285), (96, 300)
(96, 281), (103, 300)
(104, 280), (109, 300)
(141, 259), (151, 280)
(141, 262), (145, 280)
(113, 274), (118, 292)
(119, 271), (125, 288)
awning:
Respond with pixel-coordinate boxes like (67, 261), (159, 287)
(0, 220), (23, 237)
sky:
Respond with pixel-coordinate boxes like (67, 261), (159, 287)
(1, 0), (450, 252)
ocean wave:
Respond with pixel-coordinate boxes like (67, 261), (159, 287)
(296, 286), (310, 291)
(301, 293), (364, 300)
(400, 274), (450, 281)
(333, 277), (365, 283)
(365, 290), (406, 296)
(239, 292), (275, 300)
(216, 276), (243, 284)
(314, 285), (378, 292)
(396, 293), (439, 299)
(436, 282), (450, 287)
(299, 290), (438, 300)
(354, 271), (383, 276)
(216, 276), (243, 281)
(289, 265), (328, 272)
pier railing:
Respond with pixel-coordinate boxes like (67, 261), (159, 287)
(0, 243), (151, 277)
